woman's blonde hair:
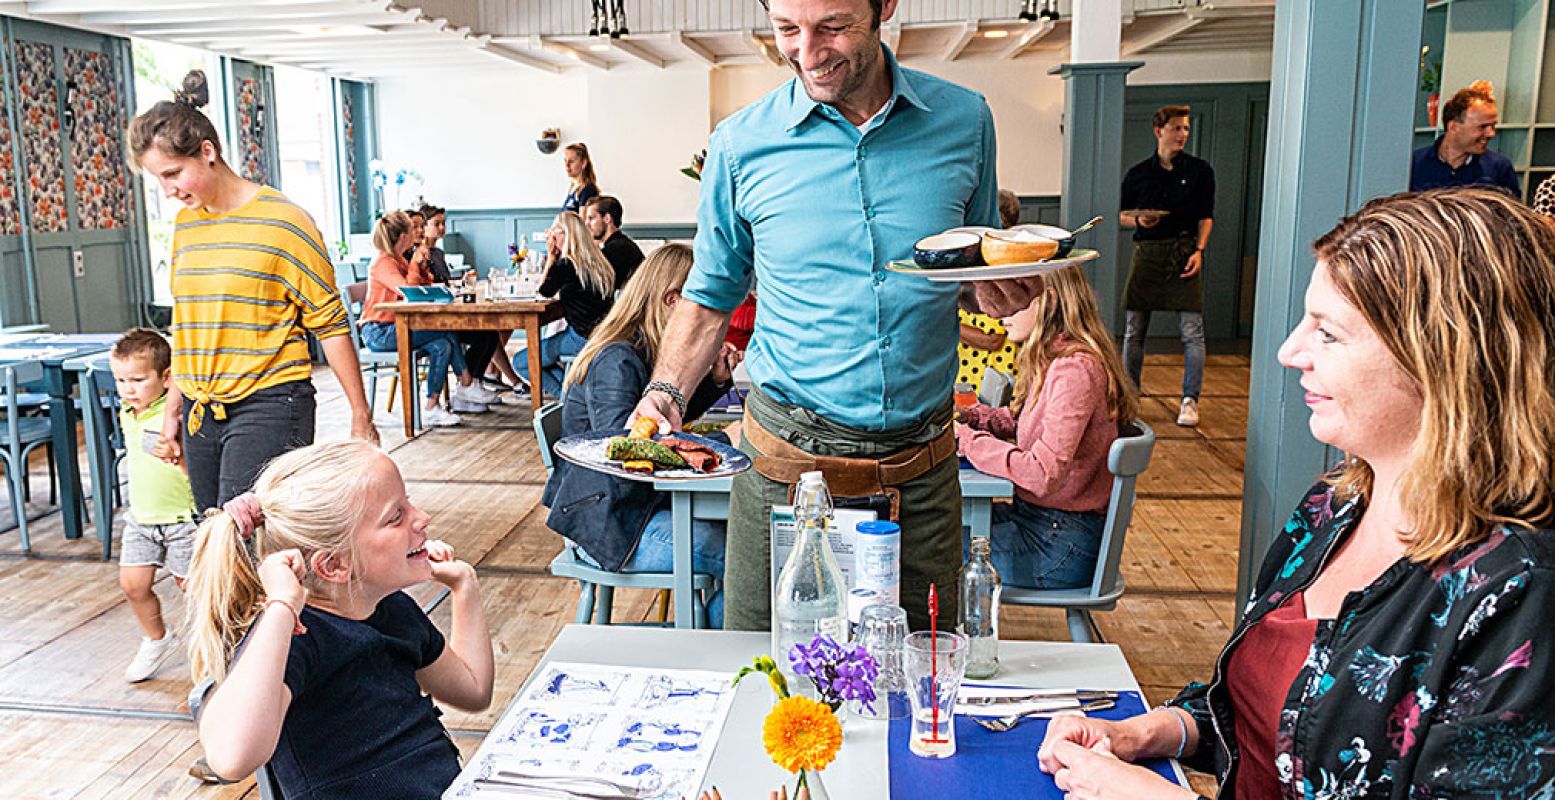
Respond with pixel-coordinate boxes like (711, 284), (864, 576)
(372, 211), (413, 255)
(1316, 188), (1555, 562)
(565, 243), (694, 388)
(565, 142), (597, 190)
(184, 441), (383, 683)
(554, 211), (615, 298)
(1009, 265), (1138, 427)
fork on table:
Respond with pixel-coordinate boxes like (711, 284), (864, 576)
(971, 696), (1117, 732)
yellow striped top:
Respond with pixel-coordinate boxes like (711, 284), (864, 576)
(170, 187), (347, 428)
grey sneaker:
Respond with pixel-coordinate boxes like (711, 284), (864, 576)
(125, 633), (177, 683)
(1177, 397), (1200, 427)
(450, 396), (489, 414)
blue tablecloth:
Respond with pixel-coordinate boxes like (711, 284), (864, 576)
(887, 690), (1185, 798)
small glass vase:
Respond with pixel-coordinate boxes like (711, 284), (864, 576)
(797, 768), (831, 800)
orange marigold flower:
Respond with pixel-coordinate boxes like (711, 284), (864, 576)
(762, 696), (842, 774)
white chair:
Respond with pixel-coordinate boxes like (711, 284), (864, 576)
(997, 421), (1156, 643)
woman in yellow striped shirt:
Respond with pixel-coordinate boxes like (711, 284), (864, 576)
(130, 71), (378, 512)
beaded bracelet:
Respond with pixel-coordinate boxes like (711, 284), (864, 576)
(263, 598), (309, 636)
(644, 380), (688, 417)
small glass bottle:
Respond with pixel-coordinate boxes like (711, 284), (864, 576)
(773, 471), (848, 694)
(959, 537), (1002, 679)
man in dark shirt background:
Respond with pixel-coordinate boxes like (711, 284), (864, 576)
(1120, 105), (1215, 428)
(583, 195), (645, 288)
(1409, 82), (1521, 197)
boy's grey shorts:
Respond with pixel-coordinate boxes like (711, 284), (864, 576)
(120, 513), (197, 578)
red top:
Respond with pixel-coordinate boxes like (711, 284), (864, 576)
(724, 293), (757, 350)
(1228, 592), (1320, 800)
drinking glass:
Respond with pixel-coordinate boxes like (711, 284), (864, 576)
(903, 631), (968, 758)
(854, 604), (909, 720)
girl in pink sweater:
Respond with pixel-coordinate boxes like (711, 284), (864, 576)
(955, 266), (1139, 589)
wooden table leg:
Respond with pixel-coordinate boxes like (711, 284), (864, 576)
(396, 317), (415, 438)
(524, 313), (545, 415)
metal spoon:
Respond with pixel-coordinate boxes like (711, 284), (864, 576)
(1068, 215), (1105, 237)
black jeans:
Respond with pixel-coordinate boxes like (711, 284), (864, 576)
(183, 380), (317, 512)
(457, 331), (502, 378)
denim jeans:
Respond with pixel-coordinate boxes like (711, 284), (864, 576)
(361, 321), (466, 399)
(513, 326), (587, 399)
(183, 380), (316, 512)
(1122, 309), (1205, 400)
(579, 508), (727, 628)
(967, 499), (1105, 590)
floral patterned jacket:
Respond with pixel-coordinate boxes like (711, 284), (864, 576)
(1171, 481), (1555, 799)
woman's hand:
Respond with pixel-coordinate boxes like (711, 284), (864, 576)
(158, 409), (183, 466)
(258, 549), (308, 610)
(546, 227), (564, 257)
(1039, 716), (1134, 770)
(1047, 739), (1196, 800)
(426, 540), (476, 590)
(711, 342), (743, 385)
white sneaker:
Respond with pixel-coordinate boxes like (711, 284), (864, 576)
(450, 397), (489, 414)
(1177, 397), (1200, 427)
(494, 391), (528, 407)
(453, 382), (499, 404)
(423, 406), (462, 427)
(125, 633), (178, 683)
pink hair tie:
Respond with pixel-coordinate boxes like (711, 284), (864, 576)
(223, 493), (264, 540)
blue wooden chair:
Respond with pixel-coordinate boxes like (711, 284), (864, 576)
(1, 363), (56, 553)
(535, 402), (714, 628)
(79, 363), (127, 559)
(997, 420), (1157, 643)
(188, 678), (285, 799)
(342, 281), (430, 428)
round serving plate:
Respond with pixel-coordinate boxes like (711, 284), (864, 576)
(885, 248), (1100, 282)
(553, 429), (751, 482)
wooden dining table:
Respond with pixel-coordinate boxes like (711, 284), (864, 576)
(375, 298), (562, 437)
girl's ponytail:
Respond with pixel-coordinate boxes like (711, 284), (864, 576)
(184, 511), (263, 684)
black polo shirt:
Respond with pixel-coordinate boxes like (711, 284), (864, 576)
(1119, 151), (1215, 242)
(600, 230), (645, 287)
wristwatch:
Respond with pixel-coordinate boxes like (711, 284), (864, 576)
(644, 380), (687, 417)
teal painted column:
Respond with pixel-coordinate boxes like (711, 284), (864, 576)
(1049, 61), (1142, 333)
(1238, 0), (1423, 607)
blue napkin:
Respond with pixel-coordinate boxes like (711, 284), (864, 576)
(887, 690), (1185, 798)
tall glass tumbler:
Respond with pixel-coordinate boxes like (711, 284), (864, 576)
(854, 604), (910, 720)
(904, 631), (968, 758)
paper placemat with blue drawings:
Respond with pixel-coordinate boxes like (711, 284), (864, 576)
(443, 662), (739, 800)
(888, 689), (1188, 798)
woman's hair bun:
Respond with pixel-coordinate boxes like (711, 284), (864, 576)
(174, 70), (210, 109)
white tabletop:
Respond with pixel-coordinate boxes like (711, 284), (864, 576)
(496, 625), (1147, 799)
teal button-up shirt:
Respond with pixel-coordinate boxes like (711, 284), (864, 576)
(683, 47), (999, 432)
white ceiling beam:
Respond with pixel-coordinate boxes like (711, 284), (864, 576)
(672, 31), (718, 67)
(538, 37), (612, 71)
(24, 0), (328, 10)
(477, 41), (564, 74)
(241, 37), (483, 58)
(609, 37), (665, 69)
(125, 16), (411, 36)
(1122, 15), (1206, 57)
(999, 18), (1054, 60)
(194, 29), (453, 46)
(79, 1), (403, 25)
(743, 30), (784, 67)
(941, 21), (979, 62)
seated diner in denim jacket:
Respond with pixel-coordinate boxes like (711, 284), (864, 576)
(1037, 189), (1555, 799)
(541, 243), (741, 627)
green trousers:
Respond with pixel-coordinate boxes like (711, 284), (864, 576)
(722, 389), (963, 634)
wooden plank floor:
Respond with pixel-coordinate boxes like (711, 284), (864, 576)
(0, 353), (1245, 797)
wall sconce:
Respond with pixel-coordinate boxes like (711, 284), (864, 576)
(537, 128), (561, 154)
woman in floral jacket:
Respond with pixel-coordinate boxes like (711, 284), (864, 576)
(1039, 188), (1555, 799)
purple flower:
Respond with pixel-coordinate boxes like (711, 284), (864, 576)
(789, 634), (880, 713)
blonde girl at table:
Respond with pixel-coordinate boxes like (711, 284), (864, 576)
(1040, 189), (1555, 799)
(359, 212), (489, 426)
(129, 70), (377, 513)
(513, 211), (617, 399)
(543, 244), (740, 627)
(955, 265), (1135, 589)
(185, 440), (491, 797)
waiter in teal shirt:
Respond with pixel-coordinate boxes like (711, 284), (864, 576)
(633, 0), (1017, 632)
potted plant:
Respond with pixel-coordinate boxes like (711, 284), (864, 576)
(1420, 45), (1442, 128)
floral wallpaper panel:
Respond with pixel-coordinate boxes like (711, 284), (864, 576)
(0, 39), (20, 237)
(14, 40), (67, 233)
(342, 90), (357, 214)
(236, 77), (270, 186)
(65, 47), (128, 230)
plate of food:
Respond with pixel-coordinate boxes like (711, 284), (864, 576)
(553, 418), (750, 482)
(887, 217), (1103, 282)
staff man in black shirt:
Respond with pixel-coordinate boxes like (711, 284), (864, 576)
(583, 195), (645, 287)
(1119, 104), (1215, 428)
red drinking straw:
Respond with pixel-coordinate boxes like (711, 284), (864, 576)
(927, 583), (947, 742)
